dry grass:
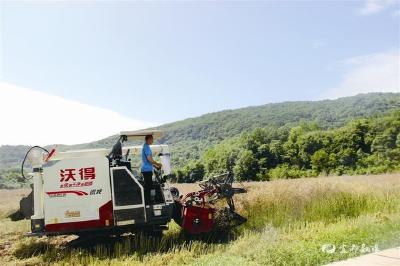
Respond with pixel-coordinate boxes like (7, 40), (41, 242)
(0, 173), (399, 265)
(0, 188), (30, 218)
(176, 173), (400, 215)
(3, 173), (397, 217)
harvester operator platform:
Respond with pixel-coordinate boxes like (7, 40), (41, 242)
(141, 135), (162, 204)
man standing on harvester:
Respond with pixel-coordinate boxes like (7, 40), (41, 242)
(142, 135), (162, 204)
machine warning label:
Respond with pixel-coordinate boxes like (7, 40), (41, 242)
(65, 210), (81, 218)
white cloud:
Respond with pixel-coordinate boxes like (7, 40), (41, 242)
(323, 49), (400, 99)
(358, 0), (398, 15)
(0, 82), (156, 145)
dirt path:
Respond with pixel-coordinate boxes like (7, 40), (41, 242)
(327, 247), (400, 266)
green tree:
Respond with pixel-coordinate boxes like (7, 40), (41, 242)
(311, 149), (331, 175)
(233, 150), (259, 180)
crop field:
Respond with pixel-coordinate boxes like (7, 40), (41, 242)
(0, 174), (399, 265)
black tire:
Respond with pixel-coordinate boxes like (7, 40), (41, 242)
(169, 187), (180, 199)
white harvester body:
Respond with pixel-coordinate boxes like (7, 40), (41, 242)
(26, 130), (176, 236)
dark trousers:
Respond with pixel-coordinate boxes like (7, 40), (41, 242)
(142, 171), (153, 204)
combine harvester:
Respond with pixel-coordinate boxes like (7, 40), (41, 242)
(16, 130), (246, 238)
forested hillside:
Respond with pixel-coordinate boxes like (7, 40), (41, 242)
(0, 93), (399, 187)
(173, 110), (400, 182)
(160, 93), (400, 166)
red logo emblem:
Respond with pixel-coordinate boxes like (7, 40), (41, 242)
(60, 167), (96, 182)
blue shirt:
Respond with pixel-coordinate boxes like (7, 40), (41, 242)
(141, 143), (153, 172)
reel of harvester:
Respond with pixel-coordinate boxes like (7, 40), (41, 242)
(172, 172), (247, 234)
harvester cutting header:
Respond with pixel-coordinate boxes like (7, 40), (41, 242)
(17, 130), (246, 237)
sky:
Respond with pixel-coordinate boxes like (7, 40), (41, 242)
(0, 0), (399, 145)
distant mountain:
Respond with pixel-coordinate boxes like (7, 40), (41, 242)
(0, 145), (32, 169)
(159, 92), (400, 165)
(1, 92), (399, 170)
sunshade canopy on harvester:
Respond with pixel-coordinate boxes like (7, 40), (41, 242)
(120, 129), (163, 141)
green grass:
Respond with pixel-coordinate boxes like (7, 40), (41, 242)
(1, 174), (400, 265)
(194, 213), (400, 266)
(12, 212), (399, 265)
(240, 191), (400, 230)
